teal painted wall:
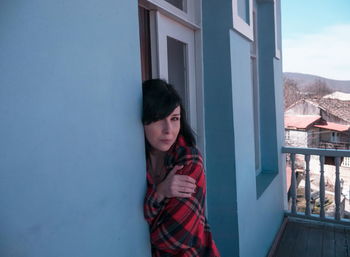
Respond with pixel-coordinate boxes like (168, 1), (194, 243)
(202, 1), (240, 256)
(203, 0), (285, 256)
(230, 1), (285, 256)
(0, 1), (150, 256)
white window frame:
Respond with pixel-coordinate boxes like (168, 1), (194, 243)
(331, 132), (339, 143)
(153, 11), (198, 133)
(141, 0), (200, 27)
(250, 6), (261, 174)
(274, 0), (281, 59)
(343, 157), (350, 167)
(285, 130), (290, 141)
(139, 0), (205, 153)
(232, 0), (254, 41)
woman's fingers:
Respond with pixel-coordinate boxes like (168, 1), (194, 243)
(173, 182), (196, 193)
(173, 177), (195, 187)
(174, 192), (192, 198)
(169, 165), (184, 176)
(180, 182), (196, 191)
(178, 179), (196, 189)
(176, 185), (195, 193)
(174, 176), (196, 188)
(160, 165), (197, 198)
(177, 175), (196, 184)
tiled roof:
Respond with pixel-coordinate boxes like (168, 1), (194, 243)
(285, 115), (321, 129)
(314, 122), (350, 132)
(310, 98), (350, 123)
(287, 98), (350, 123)
(323, 91), (350, 101)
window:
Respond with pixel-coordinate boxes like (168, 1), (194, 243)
(164, 0), (187, 12)
(343, 157), (350, 167)
(254, 0), (281, 197)
(167, 37), (188, 108)
(331, 132), (339, 143)
(139, 0), (199, 26)
(138, 0), (204, 150)
(286, 130), (290, 141)
(274, 0), (281, 59)
(232, 0), (254, 40)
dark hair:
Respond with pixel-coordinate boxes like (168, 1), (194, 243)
(142, 79), (196, 156)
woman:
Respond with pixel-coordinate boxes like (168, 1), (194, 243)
(142, 79), (220, 257)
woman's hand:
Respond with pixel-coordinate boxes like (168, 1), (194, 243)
(156, 165), (196, 202)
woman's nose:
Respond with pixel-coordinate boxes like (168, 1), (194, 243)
(162, 120), (171, 134)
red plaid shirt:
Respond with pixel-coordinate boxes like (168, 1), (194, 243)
(144, 136), (220, 257)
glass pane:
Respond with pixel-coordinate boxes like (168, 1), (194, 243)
(167, 36), (188, 110)
(164, 0), (186, 12)
(237, 0), (250, 24)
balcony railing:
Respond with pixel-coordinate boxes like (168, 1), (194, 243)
(319, 140), (350, 150)
(282, 146), (350, 225)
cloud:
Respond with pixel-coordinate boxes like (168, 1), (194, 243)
(282, 24), (350, 80)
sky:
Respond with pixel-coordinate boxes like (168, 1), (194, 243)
(281, 0), (350, 80)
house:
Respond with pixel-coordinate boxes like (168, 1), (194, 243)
(285, 115), (350, 150)
(284, 115), (321, 148)
(1, 1), (286, 257)
(286, 98), (350, 125)
(285, 97), (350, 151)
(314, 122), (350, 149)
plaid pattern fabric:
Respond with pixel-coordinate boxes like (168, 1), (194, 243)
(144, 136), (220, 257)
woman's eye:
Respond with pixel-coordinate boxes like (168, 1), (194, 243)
(171, 117), (180, 121)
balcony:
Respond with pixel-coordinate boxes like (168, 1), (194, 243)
(269, 147), (350, 257)
(271, 217), (350, 257)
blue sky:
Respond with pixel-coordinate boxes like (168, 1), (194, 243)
(281, 0), (350, 80)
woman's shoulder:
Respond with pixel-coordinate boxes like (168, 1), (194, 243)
(167, 136), (203, 169)
(172, 146), (203, 182)
(176, 145), (202, 165)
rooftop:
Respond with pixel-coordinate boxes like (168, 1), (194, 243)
(324, 91), (350, 101)
(313, 98), (350, 123)
(314, 122), (350, 132)
(285, 115), (321, 130)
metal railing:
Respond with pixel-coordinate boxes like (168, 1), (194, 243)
(282, 146), (350, 224)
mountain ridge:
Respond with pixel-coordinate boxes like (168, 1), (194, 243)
(283, 72), (350, 93)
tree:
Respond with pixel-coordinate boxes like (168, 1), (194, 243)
(305, 79), (333, 99)
(284, 77), (301, 108)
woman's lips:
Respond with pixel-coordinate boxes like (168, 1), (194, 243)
(160, 139), (173, 144)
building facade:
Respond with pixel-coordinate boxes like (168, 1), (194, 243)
(0, 0), (285, 256)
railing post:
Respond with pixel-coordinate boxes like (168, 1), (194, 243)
(319, 155), (325, 219)
(290, 153), (297, 214)
(282, 146), (350, 223)
(335, 157), (341, 221)
(305, 154), (311, 216)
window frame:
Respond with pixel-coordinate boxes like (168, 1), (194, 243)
(140, 0), (200, 28)
(274, 0), (281, 59)
(254, 0), (280, 198)
(138, 0), (206, 154)
(250, 7), (261, 174)
(154, 11), (198, 132)
(232, 0), (254, 41)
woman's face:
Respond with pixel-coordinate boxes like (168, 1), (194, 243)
(144, 106), (181, 153)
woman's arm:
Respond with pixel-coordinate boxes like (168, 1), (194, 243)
(150, 158), (206, 253)
(144, 165), (196, 224)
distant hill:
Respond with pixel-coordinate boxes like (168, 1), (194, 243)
(284, 72), (350, 93)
